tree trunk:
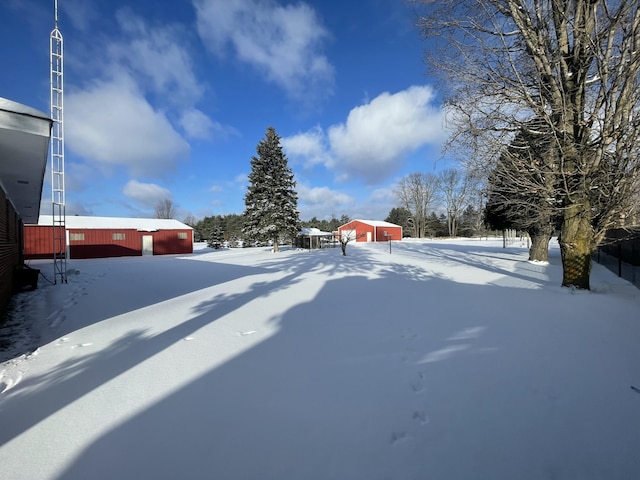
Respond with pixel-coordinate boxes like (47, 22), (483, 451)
(527, 221), (553, 262)
(340, 241), (347, 256)
(559, 201), (593, 289)
(273, 237), (279, 253)
(528, 232), (551, 262)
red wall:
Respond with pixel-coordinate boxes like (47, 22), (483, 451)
(24, 226), (193, 259)
(338, 221), (402, 243)
(23, 225), (53, 259)
(374, 225), (401, 242)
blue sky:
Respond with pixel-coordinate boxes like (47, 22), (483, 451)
(1, 0), (447, 222)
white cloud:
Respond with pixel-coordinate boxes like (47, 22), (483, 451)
(283, 86), (445, 185)
(111, 10), (205, 106)
(179, 108), (238, 141)
(180, 108), (217, 140)
(60, 0), (98, 32)
(66, 76), (190, 177)
(328, 86), (444, 184)
(194, 0), (334, 100)
(97, 10), (226, 144)
(297, 183), (354, 219)
(281, 126), (331, 167)
(123, 180), (172, 208)
(234, 174), (249, 185)
(342, 186), (397, 221)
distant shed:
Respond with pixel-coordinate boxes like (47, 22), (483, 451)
(338, 219), (402, 243)
(25, 216), (193, 260)
(296, 227), (336, 250)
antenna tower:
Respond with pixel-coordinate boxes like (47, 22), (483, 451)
(50, 0), (67, 283)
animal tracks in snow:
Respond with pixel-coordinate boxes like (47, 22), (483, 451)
(392, 326), (482, 449)
(412, 410), (430, 426)
(388, 328), (432, 448)
(391, 325), (488, 449)
(390, 431), (411, 446)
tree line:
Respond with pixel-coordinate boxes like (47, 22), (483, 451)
(390, 169), (486, 239)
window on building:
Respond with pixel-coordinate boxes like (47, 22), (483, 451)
(177, 232), (188, 240)
(69, 233), (84, 241)
(112, 233), (125, 241)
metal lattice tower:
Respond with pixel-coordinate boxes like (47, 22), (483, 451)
(50, 0), (67, 284)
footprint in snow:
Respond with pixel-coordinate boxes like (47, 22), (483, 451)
(413, 411), (430, 426)
(410, 372), (427, 394)
(390, 432), (411, 446)
(400, 329), (420, 341)
(410, 382), (426, 394)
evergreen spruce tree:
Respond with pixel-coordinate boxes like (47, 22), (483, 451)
(243, 126), (300, 252)
(207, 224), (224, 249)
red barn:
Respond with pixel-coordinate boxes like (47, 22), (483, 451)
(338, 219), (402, 243)
(25, 216), (193, 260)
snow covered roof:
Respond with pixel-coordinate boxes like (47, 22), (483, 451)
(344, 219), (401, 228)
(299, 227), (334, 236)
(35, 215), (193, 231)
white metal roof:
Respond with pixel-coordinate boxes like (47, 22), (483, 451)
(35, 215), (193, 231)
(0, 97), (52, 224)
(300, 227), (334, 236)
(340, 219), (401, 228)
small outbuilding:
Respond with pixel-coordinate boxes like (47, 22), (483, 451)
(25, 216), (193, 260)
(296, 227), (336, 250)
(338, 219), (402, 243)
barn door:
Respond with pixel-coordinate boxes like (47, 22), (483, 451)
(366, 232), (372, 242)
(142, 235), (153, 256)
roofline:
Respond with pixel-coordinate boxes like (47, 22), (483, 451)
(0, 97), (50, 122)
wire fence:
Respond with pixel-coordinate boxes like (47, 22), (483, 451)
(592, 228), (640, 290)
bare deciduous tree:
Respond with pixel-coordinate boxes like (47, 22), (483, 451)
(415, 0), (640, 289)
(395, 173), (440, 238)
(183, 214), (198, 227)
(439, 168), (472, 237)
(154, 198), (176, 219)
(338, 229), (367, 256)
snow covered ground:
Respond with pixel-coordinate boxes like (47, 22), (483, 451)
(0, 238), (639, 480)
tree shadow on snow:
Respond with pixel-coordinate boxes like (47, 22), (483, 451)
(0, 247), (384, 446)
(44, 251), (640, 480)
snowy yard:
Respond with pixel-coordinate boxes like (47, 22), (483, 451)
(0, 238), (639, 480)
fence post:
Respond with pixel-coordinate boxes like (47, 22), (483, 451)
(618, 243), (622, 277)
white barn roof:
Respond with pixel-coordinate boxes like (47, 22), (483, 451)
(35, 215), (193, 232)
(341, 219), (401, 228)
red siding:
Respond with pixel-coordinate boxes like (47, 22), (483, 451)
(69, 229), (140, 259)
(338, 220), (402, 243)
(375, 225), (401, 242)
(24, 226), (193, 259)
(24, 225), (54, 259)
